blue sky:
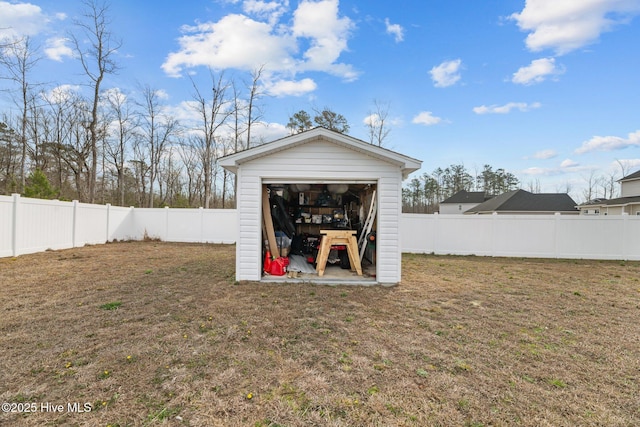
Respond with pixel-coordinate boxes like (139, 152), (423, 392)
(1, 0), (640, 201)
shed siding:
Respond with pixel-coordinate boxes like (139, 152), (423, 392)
(236, 140), (403, 284)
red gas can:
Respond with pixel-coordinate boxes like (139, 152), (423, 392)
(268, 257), (288, 276)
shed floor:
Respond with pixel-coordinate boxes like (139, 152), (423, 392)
(262, 255), (377, 285)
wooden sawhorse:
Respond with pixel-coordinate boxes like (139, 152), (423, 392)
(316, 230), (363, 277)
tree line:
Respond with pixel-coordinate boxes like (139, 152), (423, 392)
(402, 164), (520, 213)
(1, 1), (400, 208)
(0, 1), (275, 208)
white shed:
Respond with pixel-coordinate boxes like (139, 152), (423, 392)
(219, 127), (422, 285)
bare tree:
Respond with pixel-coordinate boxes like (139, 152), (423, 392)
(582, 170), (598, 202)
(615, 159), (631, 179)
(190, 70), (232, 208)
(179, 138), (203, 206)
(245, 65), (265, 149)
(137, 85), (177, 208)
(526, 178), (541, 193)
(40, 86), (77, 193)
(70, 0), (121, 203)
(0, 36), (41, 190)
(104, 88), (136, 206)
(365, 99), (391, 146)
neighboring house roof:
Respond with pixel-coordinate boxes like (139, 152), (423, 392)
(579, 195), (640, 207)
(619, 169), (640, 182)
(465, 189), (578, 214)
(441, 190), (492, 204)
(219, 127), (422, 179)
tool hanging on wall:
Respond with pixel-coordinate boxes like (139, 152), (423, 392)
(358, 190), (377, 261)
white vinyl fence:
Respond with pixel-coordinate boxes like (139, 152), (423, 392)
(2, 194), (640, 260)
(401, 213), (640, 260)
(0, 194), (237, 257)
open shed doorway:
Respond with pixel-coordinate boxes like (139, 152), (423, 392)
(262, 182), (377, 283)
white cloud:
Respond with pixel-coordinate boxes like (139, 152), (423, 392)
(521, 166), (553, 176)
(291, 0), (356, 79)
(412, 111), (443, 126)
(363, 113), (379, 126)
(512, 57), (564, 85)
(44, 37), (74, 62)
(155, 89), (170, 100)
(532, 149), (558, 160)
(40, 84), (80, 104)
(560, 158), (579, 168)
(162, 14), (296, 77)
(429, 59), (462, 88)
(0, 1), (50, 39)
(250, 121), (289, 142)
(264, 78), (317, 97)
(521, 159), (588, 176)
(510, 0), (640, 55)
(385, 18), (404, 42)
(575, 130), (640, 154)
(163, 0), (357, 85)
(242, 0), (288, 24)
(363, 113), (402, 128)
(473, 102), (541, 115)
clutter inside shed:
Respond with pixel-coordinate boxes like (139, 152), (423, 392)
(262, 183), (377, 279)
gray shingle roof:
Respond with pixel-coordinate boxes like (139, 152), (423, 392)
(441, 190), (492, 204)
(581, 195), (640, 206)
(620, 169), (640, 182)
(465, 189), (578, 213)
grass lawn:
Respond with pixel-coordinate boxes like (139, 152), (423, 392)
(1, 242), (639, 426)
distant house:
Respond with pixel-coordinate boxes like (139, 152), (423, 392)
(439, 190), (493, 214)
(464, 189), (579, 215)
(577, 169), (640, 215)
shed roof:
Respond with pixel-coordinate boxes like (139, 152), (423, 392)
(465, 189), (578, 214)
(219, 127), (422, 179)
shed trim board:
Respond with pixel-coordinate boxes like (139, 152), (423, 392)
(220, 127), (422, 285)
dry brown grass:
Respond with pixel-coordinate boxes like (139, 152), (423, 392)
(1, 242), (639, 427)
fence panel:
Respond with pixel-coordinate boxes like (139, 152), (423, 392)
(492, 215), (556, 257)
(0, 196), (15, 257)
(436, 215), (494, 256)
(108, 206), (135, 241)
(400, 213), (640, 261)
(3, 195), (639, 261)
(75, 202), (109, 246)
(202, 209), (238, 243)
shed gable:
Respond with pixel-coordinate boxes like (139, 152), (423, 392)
(241, 138), (401, 180)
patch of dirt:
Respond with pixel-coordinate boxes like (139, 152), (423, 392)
(1, 242), (639, 426)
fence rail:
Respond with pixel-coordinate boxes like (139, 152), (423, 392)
(0, 194), (237, 257)
(2, 194), (639, 260)
(400, 212), (640, 260)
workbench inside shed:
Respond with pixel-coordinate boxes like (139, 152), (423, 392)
(262, 183), (377, 282)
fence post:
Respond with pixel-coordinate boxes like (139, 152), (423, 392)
(11, 193), (20, 257)
(165, 206), (170, 241)
(554, 212), (561, 258)
(432, 212), (439, 255)
(72, 200), (79, 248)
(491, 212), (498, 257)
(199, 207), (204, 243)
(106, 203), (111, 242)
(622, 213), (628, 260)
